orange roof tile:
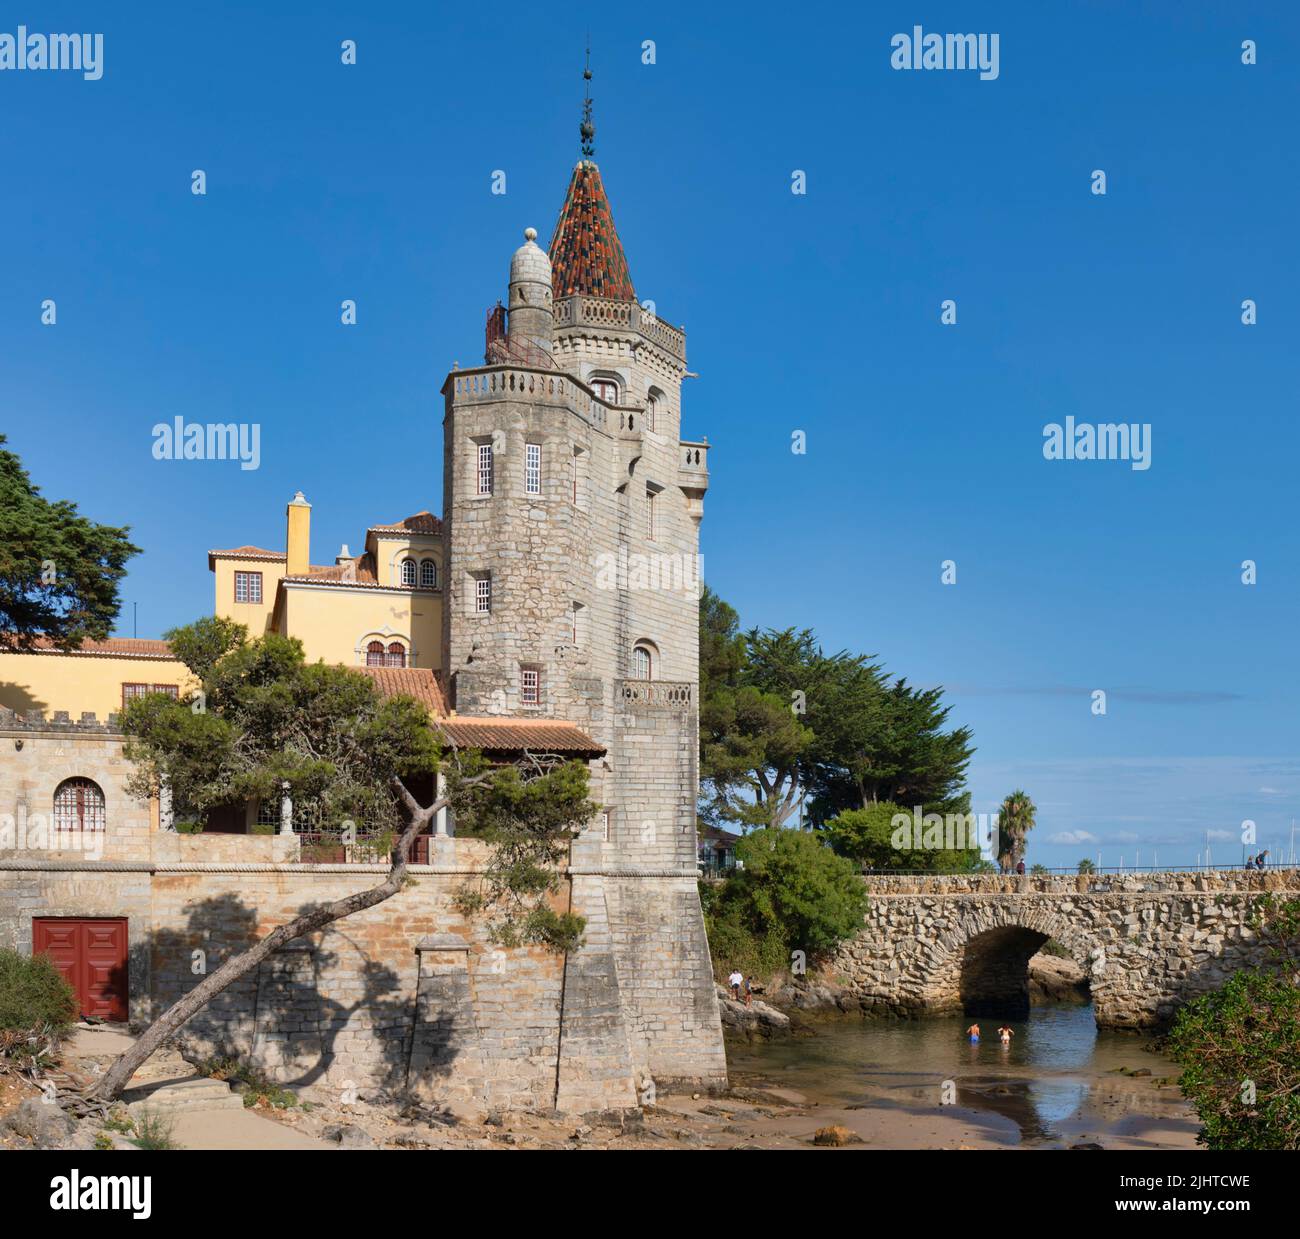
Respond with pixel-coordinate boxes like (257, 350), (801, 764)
(549, 160), (635, 301)
(208, 546), (286, 559)
(1, 636), (176, 659)
(368, 512), (442, 536)
(436, 717), (605, 756)
(358, 666), (448, 714)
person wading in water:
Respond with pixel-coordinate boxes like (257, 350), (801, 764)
(966, 1022), (981, 1043)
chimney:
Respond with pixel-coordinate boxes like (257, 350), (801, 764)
(335, 543), (352, 566)
(286, 491), (311, 577)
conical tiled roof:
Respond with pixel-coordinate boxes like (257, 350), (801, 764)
(549, 160), (635, 301)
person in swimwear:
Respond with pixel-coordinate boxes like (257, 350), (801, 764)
(966, 1023), (980, 1042)
(997, 1024), (1014, 1045)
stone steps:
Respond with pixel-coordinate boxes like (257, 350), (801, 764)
(126, 1077), (244, 1117)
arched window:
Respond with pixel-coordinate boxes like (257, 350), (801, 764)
(386, 642), (407, 668)
(419, 559), (437, 588)
(366, 641), (385, 667)
(646, 392), (659, 434)
(53, 778), (105, 833)
(591, 377), (619, 404)
(632, 643), (654, 681)
(400, 559), (417, 587)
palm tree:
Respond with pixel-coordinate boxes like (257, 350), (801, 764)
(997, 789), (1037, 872)
(1077, 857), (1097, 874)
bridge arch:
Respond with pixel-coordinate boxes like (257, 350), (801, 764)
(912, 901), (1098, 1019)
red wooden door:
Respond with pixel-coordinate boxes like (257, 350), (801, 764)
(33, 918), (128, 1021)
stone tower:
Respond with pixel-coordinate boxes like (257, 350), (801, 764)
(440, 154), (725, 1102)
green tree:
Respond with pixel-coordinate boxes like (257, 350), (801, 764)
(1166, 896), (1300, 1150)
(821, 801), (983, 872)
(0, 434), (139, 650)
(997, 789), (1036, 872)
(90, 620), (596, 1104)
(1077, 858), (1097, 874)
(707, 827), (868, 967)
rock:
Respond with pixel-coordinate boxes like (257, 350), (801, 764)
(322, 1123), (377, 1150)
(715, 985), (792, 1037)
(812, 1125), (861, 1146)
(1028, 953), (1091, 1005)
(4, 1098), (76, 1148)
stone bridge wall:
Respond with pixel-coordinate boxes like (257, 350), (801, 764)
(831, 870), (1300, 1028)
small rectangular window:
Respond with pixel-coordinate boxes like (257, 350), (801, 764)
(152, 684), (179, 698)
(601, 810), (610, 842)
(234, 571), (263, 604)
(477, 443), (494, 496)
(525, 442), (541, 496)
(646, 489), (657, 541)
(520, 666), (540, 705)
(475, 575), (492, 614)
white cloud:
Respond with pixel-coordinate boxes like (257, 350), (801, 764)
(1050, 830), (1098, 845)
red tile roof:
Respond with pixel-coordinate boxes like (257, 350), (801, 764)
(436, 717), (605, 756)
(1, 636), (176, 659)
(208, 546), (286, 560)
(368, 512), (442, 536)
(549, 160), (635, 302)
(358, 666), (447, 713)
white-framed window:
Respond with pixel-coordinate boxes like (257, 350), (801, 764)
(475, 575), (492, 614)
(525, 442), (541, 496)
(400, 559), (417, 587)
(591, 377), (618, 404)
(234, 571), (263, 604)
(633, 643), (654, 680)
(420, 559), (437, 588)
(386, 641), (406, 668)
(520, 666), (540, 705)
(477, 442), (494, 496)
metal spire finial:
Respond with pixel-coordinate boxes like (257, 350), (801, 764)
(580, 40), (595, 159)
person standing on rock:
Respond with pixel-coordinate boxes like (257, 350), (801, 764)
(728, 970), (744, 1003)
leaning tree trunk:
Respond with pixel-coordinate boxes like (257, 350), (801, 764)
(88, 778), (442, 1104)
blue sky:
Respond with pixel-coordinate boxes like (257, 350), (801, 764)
(3, 2), (1297, 867)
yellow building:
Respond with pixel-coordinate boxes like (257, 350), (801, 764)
(0, 491), (446, 717)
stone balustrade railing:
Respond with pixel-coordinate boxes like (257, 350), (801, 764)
(448, 366), (612, 430)
(680, 441), (709, 474)
(554, 295), (686, 361)
(618, 680), (693, 708)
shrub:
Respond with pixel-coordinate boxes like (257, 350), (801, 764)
(0, 949), (77, 1037)
(820, 802), (983, 872)
(704, 827), (868, 977)
(131, 1109), (179, 1150)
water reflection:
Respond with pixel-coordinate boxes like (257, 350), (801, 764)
(728, 1003), (1188, 1145)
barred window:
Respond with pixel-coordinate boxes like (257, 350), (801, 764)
(53, 778), (105, 833)
(366, 640), (385, 666)
(234, 571), (263, 604)
(525, 442), (541, 495)
(520, 666), (540, 705)
(386, 642), (406, 668)
(419, 559), (437, 588)
(477, 443), (494, 496)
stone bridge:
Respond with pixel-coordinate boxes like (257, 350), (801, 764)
(831, 870), (1300, 1029)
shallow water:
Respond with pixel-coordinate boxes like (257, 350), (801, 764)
(727, 1003), (1198, 1146)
